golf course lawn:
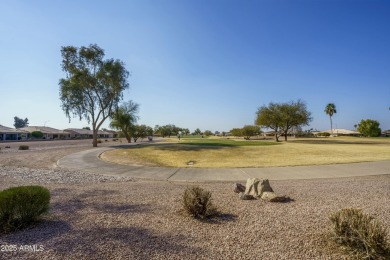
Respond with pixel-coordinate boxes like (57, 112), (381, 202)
(100, 136), (390, 168)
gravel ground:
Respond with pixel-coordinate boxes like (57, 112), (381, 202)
(0, 140), (389, 259)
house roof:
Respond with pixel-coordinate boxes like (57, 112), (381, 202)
(0, 125), (28, 134)
(64, 128), (112, 135)
(324, 128), (360, 135)
(19, 126), (65, 134)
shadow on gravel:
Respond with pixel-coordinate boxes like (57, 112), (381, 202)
(92, 203), (152, 213)
(1, 220), (72, 244)
(78, 189), (121, 198)
(51, 198), (85, 213)
(51, 226), (205, 257)
(273, 197), (295, 203)
(202, 213), (238, 225)
(52, 199), (152, 215)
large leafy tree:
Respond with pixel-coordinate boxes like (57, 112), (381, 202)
(230, 128), (242, 137)
(255, 100), (312, 141)
(193, 128), (202, 136)
(14, 116), (29, 128)
(203, 130), (213, 136)
(279, 100), (312, 141)
(131, 124), (153, 142)
(110, 101), (139, 143)
(357, 119), (381, 137)
(181, 128), (190, 136)
(241, 125), (262, 140)
(255, 102), (283, 141)
(155, 124), (181, 137)
(59, 44), (129, 147)
(324, 103), (337, 136)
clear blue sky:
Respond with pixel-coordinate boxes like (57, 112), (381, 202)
(1, 0), (389, 132)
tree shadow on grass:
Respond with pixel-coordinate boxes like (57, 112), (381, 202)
(291, 139), (388, 145)
(110, 143), (233, 152)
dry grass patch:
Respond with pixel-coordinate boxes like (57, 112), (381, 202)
(101, 137), (390, 168)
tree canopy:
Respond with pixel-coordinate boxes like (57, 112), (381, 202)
(255, 100), (312, 141)
(203, 130), (213, 136)
(154, 124), (181, 137)
(192, 128), (202, 135)
(230, 126), (261, 139)
(132, 124), (153, 142)
(110, 101), (139, 143)
(357, 119), (381, 137)
(230, 128), (242, 137)
(241, 125), (262, 140)
(14, 116), (29, 128)
(59, 44), (129, 147)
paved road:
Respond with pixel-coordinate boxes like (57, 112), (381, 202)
(57, 144), (390, 182)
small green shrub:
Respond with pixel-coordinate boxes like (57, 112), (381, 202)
(18, 145), (29, 150)
(0, 186), (50, 233)
(329, 208), (390, 259)
(318, 132), (331, 137)
(182, 186), (216, 219)
(31, 131), (44, 138)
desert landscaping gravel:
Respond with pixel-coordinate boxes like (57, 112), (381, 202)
(0, 140), (389, 259)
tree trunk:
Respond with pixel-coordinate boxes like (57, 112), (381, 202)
(124, 132), (131, 143)
(92, 129), (98, 147)
(330, 116), (333, 136)
(284, 133), (288, 141)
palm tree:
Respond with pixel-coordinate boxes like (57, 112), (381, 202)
(324, 103), (337, 136)
(110, 101), (139, 143)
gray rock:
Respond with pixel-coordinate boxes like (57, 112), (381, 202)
(261, 192), (288, 202)
(234, 183), (246, 193)
(239, 192), (255, 200)
(244, 178), (273, 198)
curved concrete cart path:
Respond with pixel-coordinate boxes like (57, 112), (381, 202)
(57, 145), (390, 182)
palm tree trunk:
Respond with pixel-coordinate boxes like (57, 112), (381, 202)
(330, 116), (333, 136)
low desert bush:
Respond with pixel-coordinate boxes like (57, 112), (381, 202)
(97, 139), (102, 143)
(329, 208), (390, 259)
(0, 186), (50, 233)
(18, 145), (29, 150)
(182, 186), (216, 219)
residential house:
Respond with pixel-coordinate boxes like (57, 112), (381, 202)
(64, 128), (115, 139)
(19, 126), (70, 139)
(382, 130), (390, 137)
(0, 125), (28, 141)
(324, 128), (361, 136)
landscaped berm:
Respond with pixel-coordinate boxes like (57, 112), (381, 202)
(100, 136), (390, 168)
